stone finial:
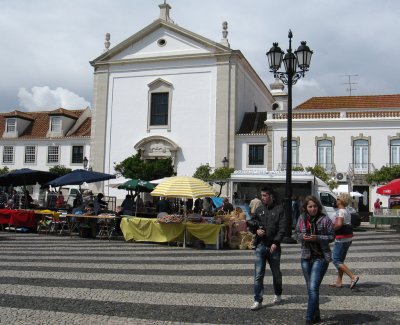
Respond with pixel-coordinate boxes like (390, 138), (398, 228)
(220, 21), (230, 47)
(270, 77), (284, 92)
(159, 1), (174, 23)
(104, 33), (111, 52)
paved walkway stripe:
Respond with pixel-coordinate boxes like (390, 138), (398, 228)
(0, 284), (399, 312)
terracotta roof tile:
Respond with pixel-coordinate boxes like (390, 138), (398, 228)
(237, 112), (267, 135)
(71, 117), (91, 137)
(48, 108), (80, 119)
(296, 94), (400, 110)
(0, 109), (89, 139)
(3, 110), (34, 121)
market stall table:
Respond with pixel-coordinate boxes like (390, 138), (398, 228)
(0, 209), (12, 229)
(370, 213), (400, 229)
(0, 209), (36, 230)
(64, 214), (118, 240)
(120, 217), (225, 249)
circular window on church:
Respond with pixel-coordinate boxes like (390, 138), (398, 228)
(157, 38), (167, 47)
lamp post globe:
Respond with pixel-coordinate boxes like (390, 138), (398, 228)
(266, 30), (313, 243)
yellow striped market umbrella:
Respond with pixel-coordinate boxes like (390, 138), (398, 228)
(150, 176), (216, 198)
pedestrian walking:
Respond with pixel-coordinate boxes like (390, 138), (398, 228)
(295, 195), (334, 324)
(330, 193), (359, 289)
(248, 187), (286, 310)
(249, 195), (262, 216)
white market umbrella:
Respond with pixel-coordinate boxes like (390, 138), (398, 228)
(350, 191), (363, 197)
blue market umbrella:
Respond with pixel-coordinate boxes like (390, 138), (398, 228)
(0, 168), (59, 187)
(46, 169), (116, 187)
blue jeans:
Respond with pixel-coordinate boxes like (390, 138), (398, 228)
(254, 243), (282, 302)
(332, 240), (352, 269)
(301, 257), (328, 321)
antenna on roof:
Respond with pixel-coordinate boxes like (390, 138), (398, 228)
(341, 74), (358, 96)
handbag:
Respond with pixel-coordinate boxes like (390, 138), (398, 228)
(335, 223), (353, 239)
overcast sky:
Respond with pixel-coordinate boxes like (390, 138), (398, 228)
(1, 0), (399, 112)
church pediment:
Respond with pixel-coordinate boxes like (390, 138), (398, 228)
(91, 20), (232, 66)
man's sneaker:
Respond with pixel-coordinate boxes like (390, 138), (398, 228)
(273, 295), (282, 304)
(250, 301), (262, 310)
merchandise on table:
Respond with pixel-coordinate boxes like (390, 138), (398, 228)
(157, 214), (184, 223)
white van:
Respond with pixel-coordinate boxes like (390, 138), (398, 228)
(47, 185), (89, 207)
(228, 170), (337, 219)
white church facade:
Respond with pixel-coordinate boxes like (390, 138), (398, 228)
(89, 2), (276, 198)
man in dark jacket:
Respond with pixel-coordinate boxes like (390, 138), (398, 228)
(248, 187), (286, 310)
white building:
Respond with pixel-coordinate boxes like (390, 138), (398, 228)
(89, 3), (275, 198)
(0, 108), (91, 199)
(267, 94), (400, 215)
(0, 108), (91, 171)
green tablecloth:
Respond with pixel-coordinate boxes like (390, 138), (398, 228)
(120, 217), (224, 245)
(370, 215), (400, 226)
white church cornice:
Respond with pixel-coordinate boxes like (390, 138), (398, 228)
(90, 19), (232, 67)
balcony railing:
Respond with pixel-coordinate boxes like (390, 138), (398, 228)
(277, 163), (304, 171)
(386, 163), (400, 167)
(349, 163), (375, 174)
(316, 163), (336, 174)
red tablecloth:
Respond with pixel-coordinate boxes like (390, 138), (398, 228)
(0, 209), (37, 228)
(0, 209), (13, 225)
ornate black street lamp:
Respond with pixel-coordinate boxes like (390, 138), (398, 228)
(83, 156), (89, 170)
(222, 156), (229, 168)
(266, 30), (313, 241)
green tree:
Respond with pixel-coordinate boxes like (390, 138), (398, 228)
(114, 153), (174, 181)
(193, 165), (234, 197)
(305, 165), (337, 190)
(49, 165), (72, 176)
(0, 167), (9, 175)
(365, 165), (400, 184)
(193, 164), (211, 181)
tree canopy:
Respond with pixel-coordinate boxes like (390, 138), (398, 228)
(0, 167), (9, 175)
(305, 165), (337, 190)
(365, 165), (400, 185)
(49, 165), (72, 176)
(114, 152), (174, 181)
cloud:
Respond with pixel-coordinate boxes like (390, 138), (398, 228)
(17, 86), (90, 111)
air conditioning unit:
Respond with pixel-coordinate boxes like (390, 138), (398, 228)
(335, 172), (347, 182)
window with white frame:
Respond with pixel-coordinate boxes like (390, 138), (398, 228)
(317, 140), (333, 171)
(24, 146), (36, 164)
(3, 146), (14, 164)
(248, 145), (264, 165)
(353, 139), (369, 171)
(283, 140), (299, 166)
(50, 116), (61, 132)
(6, 118), (16, 133)
(390, 139), (400, 166)
(47, 146), (59, 164)
(72, 145), (84, 164)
